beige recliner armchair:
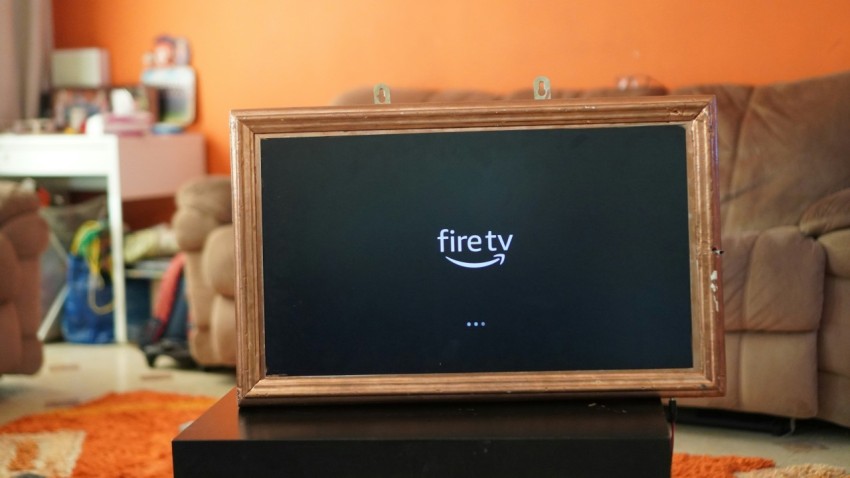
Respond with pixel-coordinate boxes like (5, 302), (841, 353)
(0, 180), (49, 375)
(172, 175), (236, 368)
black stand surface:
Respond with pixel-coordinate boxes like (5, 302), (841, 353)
(173, 389), (672, 477)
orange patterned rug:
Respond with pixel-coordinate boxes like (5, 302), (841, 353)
(0, 391), (215, 478)
(673, 453), (774, 477)
(0, 391), (841, 477)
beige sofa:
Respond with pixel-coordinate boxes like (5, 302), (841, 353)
(173, 71), (850, 427)
(0, 180), (49, 375)
(673, 75), (850, 427)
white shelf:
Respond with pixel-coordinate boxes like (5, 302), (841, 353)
(0, 133), (205, 343)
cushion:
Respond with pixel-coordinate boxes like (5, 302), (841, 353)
(818, 230), (850, 278)
(722, 226), (824, 332)
(820, 277), (850, 376)
(738, 331), (818, 418)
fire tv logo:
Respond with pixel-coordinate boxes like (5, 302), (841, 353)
(437, 228), (514, 269)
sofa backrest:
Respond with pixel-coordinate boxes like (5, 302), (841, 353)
(332, 71), (850, 235)
(674, 70), (850, 234)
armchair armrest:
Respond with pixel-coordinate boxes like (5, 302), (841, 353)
(0, 180), (40, 225)
(800, 188), (850, 237)
(0, 180), (48, 375)
(172, 175), (232, 253)
(0, 180), (49, 261)
(799, 188), (850, 279)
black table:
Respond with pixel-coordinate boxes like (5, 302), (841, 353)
(173, 389), (672, 477)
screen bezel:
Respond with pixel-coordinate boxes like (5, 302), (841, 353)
(231, 96), (724, 405)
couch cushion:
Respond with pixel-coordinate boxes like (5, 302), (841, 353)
(739, 331), (818, 418)
(820, 277), (850, 377)
(718, 232), (756, 332)
(681, 330), (819, 418)
(817, 230), (850, 278)
(745, 226), (825, 332)
(723, 226), (824, 332)
(819, 371), (850, 428)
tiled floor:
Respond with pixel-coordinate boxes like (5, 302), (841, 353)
(0, 343), (234, 425)
(2, 343), (849, 472)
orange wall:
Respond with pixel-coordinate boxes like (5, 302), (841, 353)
(53, 0), (850, 175)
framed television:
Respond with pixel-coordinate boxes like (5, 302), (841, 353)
(231, 95), (724, 405)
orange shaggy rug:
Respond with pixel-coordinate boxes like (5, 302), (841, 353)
(0, 391), (215, 478)
(0, 390), (841, 478)
(672, 453), (774, 477)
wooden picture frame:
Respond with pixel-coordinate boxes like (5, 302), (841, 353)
(231, 96), (724, 406)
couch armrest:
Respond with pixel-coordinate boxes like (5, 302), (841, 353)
(0, 234), (21, 302)
(800, 188), (850, 237)
(172, 175), (232, 253)
(799, 188), (850, 279)
(0, 181), (49, 260)
(202, 225), (235, 299)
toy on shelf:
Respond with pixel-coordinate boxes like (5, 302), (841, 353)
(141, 35), (196, 134)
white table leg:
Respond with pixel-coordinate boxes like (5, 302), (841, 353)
(106, 145), (127, 343)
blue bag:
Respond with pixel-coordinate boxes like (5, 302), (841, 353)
(61, 221), (114, 344)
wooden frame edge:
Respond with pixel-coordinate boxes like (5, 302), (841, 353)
(231, 95), (724, 405)
(231, 114), (267, 402)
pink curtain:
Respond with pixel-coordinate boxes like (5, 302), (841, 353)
(0, 0), (53, 128)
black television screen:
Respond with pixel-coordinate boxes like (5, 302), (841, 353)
(232, 97), (724, 405)
(261, 126), (692, 377)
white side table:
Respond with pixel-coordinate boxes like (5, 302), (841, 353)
(0, 133), (205, 343)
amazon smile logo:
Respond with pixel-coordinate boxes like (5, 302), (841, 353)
(437, 228), (514, 269)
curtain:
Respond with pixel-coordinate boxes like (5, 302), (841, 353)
(0, 0), (53, 127)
